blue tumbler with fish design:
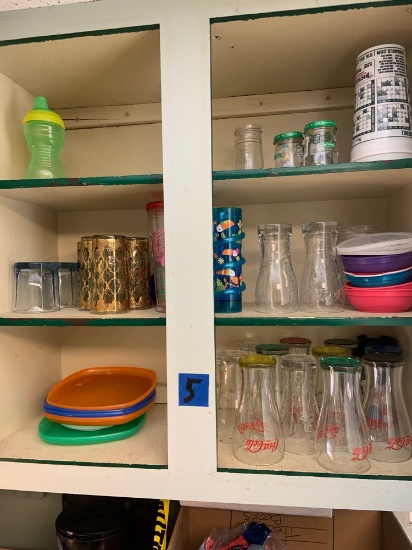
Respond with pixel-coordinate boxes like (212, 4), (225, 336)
(213, 207), (246, 313)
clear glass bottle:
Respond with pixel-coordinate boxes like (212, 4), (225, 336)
(273, 131), (304, 168)
(300, 221), (344, 313)
(363, 353), (412, 463)
(279, 336), (312, 355)
(316, 357), (371, 474)
(303, 120), (338, 166)
(280, 354), (319, 455)
(255, 224), (299, 313)
(237, 333), (263, 355)
(216, 350), (246, 444)
(233, 355), (284, 465)
(256, 344), (289, 408)
(234, 124), (264, 170)
(324, 338), (358, 357)
(312, 345), (348, 406)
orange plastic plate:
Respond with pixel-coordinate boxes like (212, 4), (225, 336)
(43, 400), (154, 426)
(46, 367), (157, 411)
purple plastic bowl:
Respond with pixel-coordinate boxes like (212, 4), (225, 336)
(340, 251), (412, 274)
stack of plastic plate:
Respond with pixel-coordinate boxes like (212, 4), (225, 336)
(337, 233), (412, 312)
(38, 366), (156, 445)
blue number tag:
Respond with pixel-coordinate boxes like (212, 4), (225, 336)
(178, 373), (209, 407)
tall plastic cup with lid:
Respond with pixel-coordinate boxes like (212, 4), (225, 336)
(23, 96), (65, 179)
(146, 201), (166, 313)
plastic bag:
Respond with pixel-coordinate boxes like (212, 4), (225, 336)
(199, 521), (286, 550)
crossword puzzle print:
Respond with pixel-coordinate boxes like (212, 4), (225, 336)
(377, 103), (411, 131)
(377, 77), (408, 103)
(352, 44), (412, 155)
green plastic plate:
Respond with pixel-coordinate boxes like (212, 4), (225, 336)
(38, 413), (146, 445)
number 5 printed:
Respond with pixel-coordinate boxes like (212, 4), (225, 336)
(179, 373), (209, 407)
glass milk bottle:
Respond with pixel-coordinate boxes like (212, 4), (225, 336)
(300, 221), (344, 313)
(255, 224), (299, 313)
(280, 354), (319, 455)
(316, 357), (371, 473)
(233, 355), (284, 465)
(363, 353), (412, 463)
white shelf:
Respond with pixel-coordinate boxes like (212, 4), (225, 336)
(218, 441), (412, 479)
(213, 165), (412, 207)
(0, 404), (167, 468)
(215, 303), (412, 326)
(0, 180), (163, 211)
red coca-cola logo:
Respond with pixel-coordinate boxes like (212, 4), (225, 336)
(238, 417), (268, 434)
(244, 438), (279, 453)
(367, 417), (389, 430)
(386, 434), (412, 450)
(352, 442), (372, 461)
(316, 424), (340, 440)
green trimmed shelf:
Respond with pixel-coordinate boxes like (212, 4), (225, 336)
(0, 309), (165, 327)
(0, 404), (168, 469)
(0, 174), (163, 211)
(215, 303), (412, 326)
(213, 159), (412, 206)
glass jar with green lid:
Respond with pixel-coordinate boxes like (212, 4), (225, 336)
(303, 120), (339, 166)
(273, 131), (304, 168)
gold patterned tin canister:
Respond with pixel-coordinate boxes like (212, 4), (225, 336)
(79, 236), (93, 310)
(126, 237), (151, 309)
(90, 235), (129, 314)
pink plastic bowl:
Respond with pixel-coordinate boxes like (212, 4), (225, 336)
(345, 282), (412, 313)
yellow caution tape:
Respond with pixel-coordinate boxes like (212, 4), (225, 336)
(153, 499), (170, 550)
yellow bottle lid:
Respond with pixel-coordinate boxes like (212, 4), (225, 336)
(23, 96), (65, 128)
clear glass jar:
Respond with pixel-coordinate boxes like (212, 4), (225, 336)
(316, 357), (371, 474)
(273, 131), (304, 168)
(280, 354), (319, 455)
(303, 120), (339, 166)
(279, 337), (312, 355)
(234, 124), (264, 170)
(233, 355), (284, 465)
(256, 344), (289, 408)
(216, 350), (246, 444)
(363, 353), (412, 463)
(255, 224), (299, 313)
(300, 221), (344, 313)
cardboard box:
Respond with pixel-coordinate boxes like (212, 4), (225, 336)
(168, 506), (386, 550)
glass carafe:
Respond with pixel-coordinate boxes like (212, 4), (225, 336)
(256, 344), (289, 407)
(363, 353), (412, 463)
(233, 355), (284, 465)
(316, 357), (371, 473)
(300, 221), (344, 313)
(255, 224), (299, 313)
(216, 350), (246, 444)
(280, 354), (319, 455)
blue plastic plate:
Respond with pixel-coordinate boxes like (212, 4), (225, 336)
(344, 267), (412, 288)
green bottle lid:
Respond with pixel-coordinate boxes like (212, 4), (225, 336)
(23, 96), (65, 128)
(304, 120), (337, 132)
(320, 356), (362, 371)
(273, 131), (304, 144)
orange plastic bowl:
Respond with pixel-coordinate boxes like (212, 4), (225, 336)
(43, 399), (155, 426)
(45, 367), (157, 411)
